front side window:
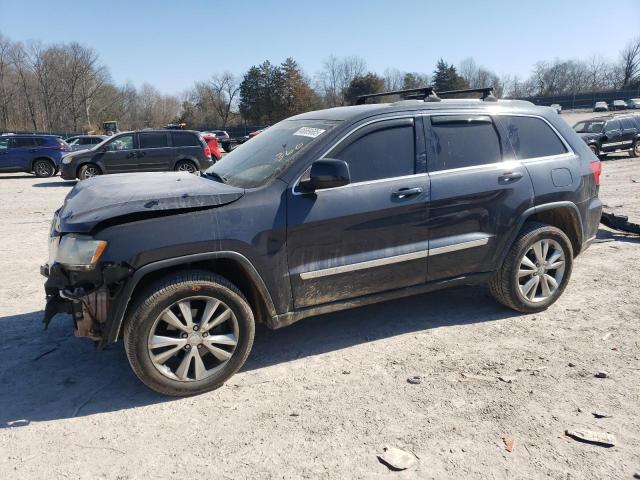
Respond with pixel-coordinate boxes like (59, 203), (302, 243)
(105, 134), (134, 151)
(328, 120), (415, 183)
(501, 116), (567, 160)
(573, 121), (604, 134)
(0, 137), (8, 149)
(139, 132), (168, 149)
(206, 119), (339, 188)
(428, 115), (501, 171)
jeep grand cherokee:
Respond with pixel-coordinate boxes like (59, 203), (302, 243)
(41, 87), (602, 396)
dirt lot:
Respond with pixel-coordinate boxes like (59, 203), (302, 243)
(0, 155), (639, 479)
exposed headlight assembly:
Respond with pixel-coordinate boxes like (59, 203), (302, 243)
(62, 155), (73, 164)
(56, 234), (107, 271)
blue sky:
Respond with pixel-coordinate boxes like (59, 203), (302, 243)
(1, 0), (638, 94)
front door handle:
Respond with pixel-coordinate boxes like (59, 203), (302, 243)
(392, 187), (423, 199)
(498, 171), (523, 184)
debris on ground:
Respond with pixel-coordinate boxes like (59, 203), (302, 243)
(377, 446), (417, 471)
(565, 429), (616, 447)
(601, 332), (613, 341)
(595, 371), (609, 379)
(592, 411), (612, 419)
(600, 212), (640, 235)
(498, 376), (514, 383)
(407, 376), (422, 385)
(502, 437), (515, 452)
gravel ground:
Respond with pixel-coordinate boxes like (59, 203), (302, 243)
(0, 155), (639, 479)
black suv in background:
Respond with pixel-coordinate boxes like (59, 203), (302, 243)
(42, 88), (602, 396)
(60, 129), (213, 180)
(573, 114), (640, 158)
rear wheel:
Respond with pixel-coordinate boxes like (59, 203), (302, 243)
(631, 140), (639, 158)
(79, 163), (101, 180)
(33, 159), (55, 178)
(489, 222), (573, 313)
(124, 271), (255, 396)
(175, 160), (197, 174)
(589, 144), (599, 157)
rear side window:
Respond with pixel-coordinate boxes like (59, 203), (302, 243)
(621, 118), (636, 129)
(171, 132), (200, 147)
(428, 115), (501, 171)
(139, 132), (168, 149)
(10, 137), (36, 148)
(34, 137), (49, 146)
(329, 121), (415, 183)
(501, 116), (567, 160)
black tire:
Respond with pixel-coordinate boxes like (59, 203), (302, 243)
(631, 140), (639, 158)
(78, 163), (101, 180)
(489, 222), (573, 313)
(589, 144), (599, 157)
(32, 159), (56, 178)
(175, 160), (198, 174)
(124, 271), (255, 396)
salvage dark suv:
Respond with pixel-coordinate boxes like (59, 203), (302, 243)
(42, 87), (602, 396)
(60, 129), (213, 180)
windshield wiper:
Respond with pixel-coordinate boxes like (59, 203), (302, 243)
(204, 171), (227, 184)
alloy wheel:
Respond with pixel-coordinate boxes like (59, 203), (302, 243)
(147, 296), (239, 382)
(517, 239), (566, 303)
(35, 161), (53, 177)
(83, 165), (99, 178)
(177, 162), (196, 173)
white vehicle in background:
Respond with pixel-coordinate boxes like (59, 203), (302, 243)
(627, 98), (640, 109)
(550, 103), (562, 114)
(612, 99), (627, 110)
(593, 101), (609, 112)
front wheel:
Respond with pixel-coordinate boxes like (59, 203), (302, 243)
(175, 160), (198, 174)
(33, 159), (56, 178)
(124, 271), (255, 396)
(79, 163), (101, 180)
(589, 144), (599, 157)
(489, 222), (573, 313)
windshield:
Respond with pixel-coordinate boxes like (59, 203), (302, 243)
(205, 119), (340, 188)
(573, 121), (604, 134)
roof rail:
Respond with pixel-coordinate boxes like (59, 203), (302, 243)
(438, 87), (497, 101)
(355, 87), (439, 105)
(356, 86), (497, 105)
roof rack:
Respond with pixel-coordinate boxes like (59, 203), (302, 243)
(355, 86), (496, 105)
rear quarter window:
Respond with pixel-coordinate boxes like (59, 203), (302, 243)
(500, 116), (567, 160)
(171, 132), (200, 147)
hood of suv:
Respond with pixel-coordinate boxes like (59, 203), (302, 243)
(58, 172), (244, 232)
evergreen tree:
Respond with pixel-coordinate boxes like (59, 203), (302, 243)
(344, 72), (385, 104)
(432, 59), (470, 92)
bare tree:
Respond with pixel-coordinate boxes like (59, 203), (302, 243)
(316, 55), (367, 106)
(620, 37), (640, 87)
(209, 72), (240, 127)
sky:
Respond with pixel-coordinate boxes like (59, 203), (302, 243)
(1, 0), (639, 95)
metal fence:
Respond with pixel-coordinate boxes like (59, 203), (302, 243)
(521, 88), (640, 110)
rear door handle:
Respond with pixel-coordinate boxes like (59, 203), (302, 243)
(392, 187), (423, 199)
(498, 171), (523, 184)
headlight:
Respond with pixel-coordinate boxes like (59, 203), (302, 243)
(56, 234), (107, 270)
(62, 155), (73, 164)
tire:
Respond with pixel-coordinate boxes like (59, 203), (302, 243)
(589, 144), (599, 157)
(631, 140), (639, 158)
(489, 222), (573, 313)
(124, 271), (255, 396)
(222, 144), (234, 153)
(78, 163), (101, 180)
(175, 160), (198, 174)
(32, 159), (55, 178)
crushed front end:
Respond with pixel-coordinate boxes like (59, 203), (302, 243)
(41, 210), (132, 343)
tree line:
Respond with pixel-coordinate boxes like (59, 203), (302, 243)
(1, 31), (638, 134)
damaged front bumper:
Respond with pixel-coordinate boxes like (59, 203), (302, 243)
(41, 261), (132, 342)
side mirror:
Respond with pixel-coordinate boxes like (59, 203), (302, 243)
(300, 159), (350, 192)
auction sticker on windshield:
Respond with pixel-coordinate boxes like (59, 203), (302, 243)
(293, 127), (326, 138)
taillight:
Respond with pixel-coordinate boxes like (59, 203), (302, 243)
(204, 144), (211, 159)
(589, 161), (601, 186)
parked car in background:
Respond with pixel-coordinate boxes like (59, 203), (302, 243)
(42, 89), (602, 396)
(0, 134), (70, 177)
(573, 114), (640, 158)
(201, 133), (222, 160)
(612, 99), (627, 110)
(627, 98), (640, 109)
(594, 101), (609, 112)
(65, 135), (107, 151)
(211, 130), (230, 141)
(550, 104), (562, 114)
(60, 129), (213, 180)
